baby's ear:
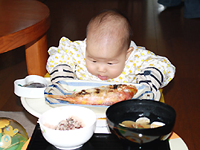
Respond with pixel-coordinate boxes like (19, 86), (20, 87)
(126, 47), (133, 60)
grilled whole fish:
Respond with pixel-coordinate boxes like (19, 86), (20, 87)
(46, 84), (138, 106)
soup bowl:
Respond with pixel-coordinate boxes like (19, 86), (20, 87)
(106, 99), (176, 149)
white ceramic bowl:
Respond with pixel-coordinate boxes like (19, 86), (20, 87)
(14, 75), (49, 98)
(38, 106), (97, 149)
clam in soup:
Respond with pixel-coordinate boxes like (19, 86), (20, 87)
(119, 117), (165, 129)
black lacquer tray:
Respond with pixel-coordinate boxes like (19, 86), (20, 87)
(27, 124), (170, 150)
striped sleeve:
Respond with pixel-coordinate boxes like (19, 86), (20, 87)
(50, 64), (75, 83)
(136, 67), (163, 94)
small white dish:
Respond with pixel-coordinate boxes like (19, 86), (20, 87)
(14, 75), (49, 98)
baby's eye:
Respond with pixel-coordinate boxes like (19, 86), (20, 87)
(92, 60), (97, 63)
(108, 63), (113, 65)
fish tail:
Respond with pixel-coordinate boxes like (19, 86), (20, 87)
(46, 94), (69, 100)
(46, 94), (77, 104)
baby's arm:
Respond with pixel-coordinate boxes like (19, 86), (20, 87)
(46, 47), (75, 82)
(50, 64), (75, 83)
(46, 37), (79, 83)
(132, 46), (175, 97)
(136, 67), (163, 96)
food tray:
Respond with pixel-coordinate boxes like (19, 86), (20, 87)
(26, 124), (188, 150)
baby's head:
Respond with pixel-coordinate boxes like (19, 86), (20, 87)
(85, 10), (133, 80)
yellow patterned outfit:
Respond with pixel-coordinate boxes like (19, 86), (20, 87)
(46, 37), (175, 91)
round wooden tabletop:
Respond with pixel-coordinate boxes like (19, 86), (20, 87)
(0, 0), (50, 76)
(0, 0), (50, 53)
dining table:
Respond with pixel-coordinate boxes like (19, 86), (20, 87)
(0, 0), (50, 76)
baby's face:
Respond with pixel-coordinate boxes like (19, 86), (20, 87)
(85, 37), (128, 80)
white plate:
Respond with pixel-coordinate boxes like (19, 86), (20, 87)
(21, 79), (162, 134)
(21, 79), (160, 124)
(21, 97), (107, 118)
(169, 133), (189, 150)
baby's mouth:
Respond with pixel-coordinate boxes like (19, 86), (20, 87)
(98, 75), (108, 80)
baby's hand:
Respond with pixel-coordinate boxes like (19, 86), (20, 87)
(138, 84), (159, 100)
(50, 64), (75, 83)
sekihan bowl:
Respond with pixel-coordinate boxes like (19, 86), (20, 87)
(38, 106), (97, 149)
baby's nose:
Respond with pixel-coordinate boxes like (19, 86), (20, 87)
(98, 65), (106, 72)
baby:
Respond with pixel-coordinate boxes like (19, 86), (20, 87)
(85, 10), (133, 81)
(46, 10), (175, 97)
